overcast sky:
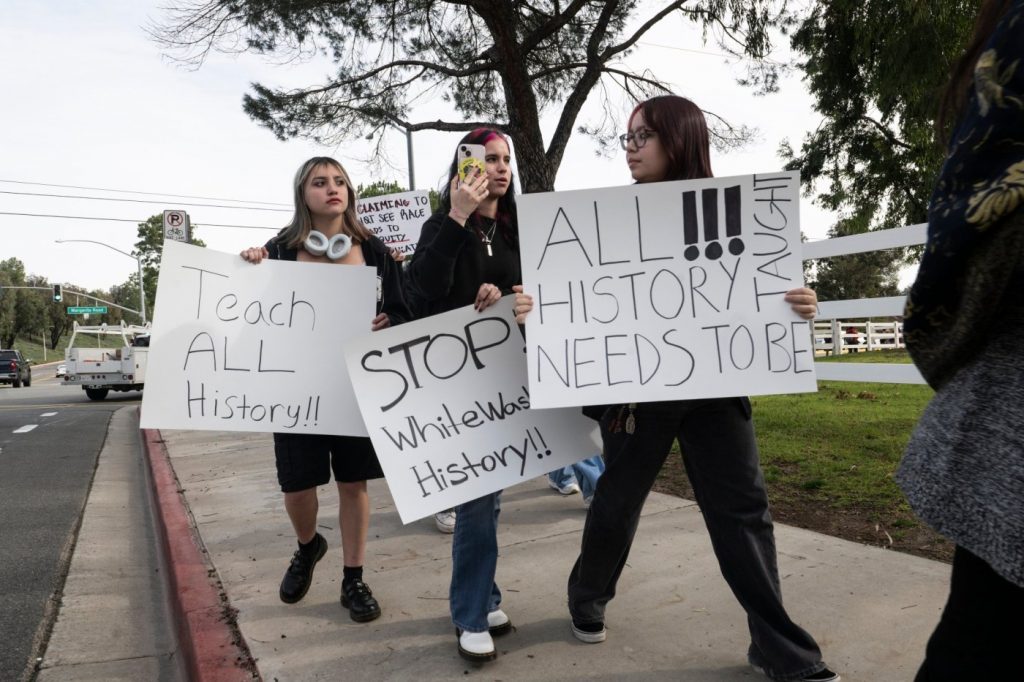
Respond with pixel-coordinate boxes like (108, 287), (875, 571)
(2, 0), (848, 294)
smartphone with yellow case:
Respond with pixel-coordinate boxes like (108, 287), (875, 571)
(456, 143), (487, 184)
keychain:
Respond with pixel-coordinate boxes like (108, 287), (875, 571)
(624, 403), (637, 434)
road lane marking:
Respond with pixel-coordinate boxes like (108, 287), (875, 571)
(41, 412), (57, 417)
(13, 425), (38, 433)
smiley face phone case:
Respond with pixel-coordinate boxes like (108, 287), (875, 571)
(456, 143), (487, 183)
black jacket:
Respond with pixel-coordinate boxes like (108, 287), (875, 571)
(404, 210), (521, 318)
(265, 235), (412, 326)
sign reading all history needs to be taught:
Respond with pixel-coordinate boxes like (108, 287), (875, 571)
(141, 241), (375, 436)
(344, 297), (600, 523)
(518, 172), (817, 409)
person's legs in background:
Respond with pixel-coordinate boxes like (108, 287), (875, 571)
(570, 455), (605, 507)
(548, 465), (580, 495)
(434, 508), (456, 533)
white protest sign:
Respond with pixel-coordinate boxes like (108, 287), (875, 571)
(141, 240), (375, 436)
(518, 172), (817, 409)
(343, 296), (600, 523)
(356, 190), (431, 258)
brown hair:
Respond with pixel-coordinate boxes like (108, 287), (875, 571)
(935, 0), (1014, 142)
(278, 156), (371, 249)
(629, 96), (713, 182)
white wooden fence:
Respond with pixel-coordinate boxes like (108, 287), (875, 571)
(813, 319), (904, 354)
(803, 224), (928, 385)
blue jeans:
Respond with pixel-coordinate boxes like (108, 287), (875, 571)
(450, 491), (502, 633)
(568, 399), (826, 681)
(548, 455), (605, 500)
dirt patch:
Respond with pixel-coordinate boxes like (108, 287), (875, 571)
(653, 465), (954, 564)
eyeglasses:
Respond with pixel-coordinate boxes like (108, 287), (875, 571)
(619, 129), (656, 150)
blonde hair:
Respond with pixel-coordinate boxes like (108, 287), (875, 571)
(278, 156), (371, 249)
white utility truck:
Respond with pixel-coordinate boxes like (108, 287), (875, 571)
(63, 321), (150, 400)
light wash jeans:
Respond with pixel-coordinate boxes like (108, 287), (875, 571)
(449, 491), (502, 633)
(548, 455), (605, 500)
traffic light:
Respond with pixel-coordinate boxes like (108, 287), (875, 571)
(53, 284), (62, 302)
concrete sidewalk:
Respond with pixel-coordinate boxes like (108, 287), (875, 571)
(38, 408), (182, 681)
(159, 427), (950, 682)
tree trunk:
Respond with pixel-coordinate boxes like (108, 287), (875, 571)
(480, 4), (556, 194)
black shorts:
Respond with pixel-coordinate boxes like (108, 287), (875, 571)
(273, 433), (385, 492)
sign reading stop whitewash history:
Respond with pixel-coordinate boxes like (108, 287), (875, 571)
(343, 296), (600, 523)
(140, 241), (375, 436)
(356, 190), (431, 259)
(518, 172), (817, 409)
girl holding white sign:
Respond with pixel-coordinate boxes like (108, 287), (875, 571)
(240, 156), (410, 624)
(515, 97), (837, 682)
(404, 128), (521, 662)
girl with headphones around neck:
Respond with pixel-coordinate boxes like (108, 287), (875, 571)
(240, 156), (411, 624)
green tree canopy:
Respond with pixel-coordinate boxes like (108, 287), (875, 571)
(0, 258), (27, 348)
(785, 0), (979, 230)
(154, 0), (791, 193)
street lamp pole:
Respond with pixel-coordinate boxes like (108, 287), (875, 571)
(402, 126), (415, 190)
(55, 239), (147, 325)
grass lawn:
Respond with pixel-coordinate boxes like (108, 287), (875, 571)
(653, 350), (954, 562)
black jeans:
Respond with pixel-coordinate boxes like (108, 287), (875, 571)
(567, 398), (825, 680)
(915, 546), (1022, 680)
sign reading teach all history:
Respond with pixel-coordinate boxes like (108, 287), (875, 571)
(517, 172), (817, 409)
(141, 241), (375, 436)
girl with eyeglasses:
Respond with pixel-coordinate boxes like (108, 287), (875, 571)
(515, 96), (837, 681)
(239, 156), (411, 624)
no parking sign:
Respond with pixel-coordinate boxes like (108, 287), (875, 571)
(162, 209), (191, 243)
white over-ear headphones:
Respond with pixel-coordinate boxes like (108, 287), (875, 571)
(304, 230), (352, 260)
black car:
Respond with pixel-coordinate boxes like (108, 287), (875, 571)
(0, 349), (32, 388)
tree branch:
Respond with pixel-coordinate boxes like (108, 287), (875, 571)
(602, 1), (689, 60)
(519, 0), (592, 53)
(860, 115), (913, 150)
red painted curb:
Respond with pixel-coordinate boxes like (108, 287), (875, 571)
(142, 427), (258, 681)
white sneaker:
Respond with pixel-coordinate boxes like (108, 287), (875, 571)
(434, 509), (456, 534)
(487, 608), (512, 636)
(457, 629), (496, 662)
(549, 479), (581, 495)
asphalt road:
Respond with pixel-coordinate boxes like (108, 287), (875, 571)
(0, 368), (142, 681)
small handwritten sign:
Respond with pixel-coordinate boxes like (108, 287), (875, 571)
(140, 241), (375, 435)
(343, 296), (600, 523)
(517, 172), (817, 409)
(356, 190), (430, 258)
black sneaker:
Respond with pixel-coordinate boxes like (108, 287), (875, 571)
(752, 663), (840, 681)
(341, 579), (382, 622)
(570, 618), (606, 643)
(279, 533), (327, 604)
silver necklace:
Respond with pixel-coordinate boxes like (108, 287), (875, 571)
(476, 218), (498, 256)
